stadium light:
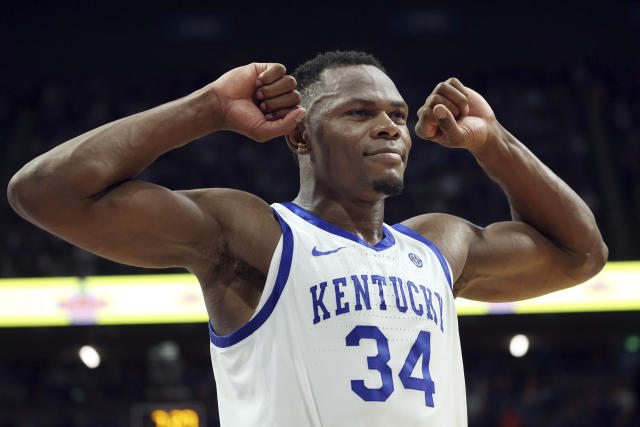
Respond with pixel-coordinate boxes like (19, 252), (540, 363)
(509, 334), (529, 358)
(79, 345), (101, 368)
(624, 334), (640, 353)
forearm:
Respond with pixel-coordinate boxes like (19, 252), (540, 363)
(9, 85), (219, 212)
(471, 123), (607, 273)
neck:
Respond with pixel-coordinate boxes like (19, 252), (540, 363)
(293, 187), (387, 247)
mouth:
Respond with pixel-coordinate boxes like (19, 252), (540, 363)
(364, 147), (403, 161)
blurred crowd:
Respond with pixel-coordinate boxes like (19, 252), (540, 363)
(2, 3), (639, 427)
(465, 348), (639, 426)
(2, 60), (639, 278)
(2, 8), (640, 425)
(0, 323), (637, 427)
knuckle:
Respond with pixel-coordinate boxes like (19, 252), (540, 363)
(276, 109), (292, 119)
(261, 87), (272, 97)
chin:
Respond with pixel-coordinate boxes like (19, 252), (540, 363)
(372, 177), (404, 197)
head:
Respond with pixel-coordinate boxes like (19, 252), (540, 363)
(288, 51), (411, 202)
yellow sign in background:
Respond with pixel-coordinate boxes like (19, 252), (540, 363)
(0, 262), (637, 327)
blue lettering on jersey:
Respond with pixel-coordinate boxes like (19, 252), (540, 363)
(407, 281), (424, 316)
(389, 276), (408, 313)
(351, 275), (371, 311)
(435, 291), (444, 332)
(309, 274), (446, 333)
(371, 275), (388, 310)
(310, 282), (331, 324)
(333, 277), (350, 315)
(419, 285), (437, 323)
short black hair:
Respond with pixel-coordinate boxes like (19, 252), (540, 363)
(290, 50), (386, 167)
(293, 50), (386, 111)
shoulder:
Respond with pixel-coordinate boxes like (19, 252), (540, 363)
(397, 213), (482, 291)
(178, 187), (272, 213)
(178, 188), (282, 278)
(178, 188), (278, 225)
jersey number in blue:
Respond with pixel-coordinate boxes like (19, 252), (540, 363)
(345, 326), (435, 407)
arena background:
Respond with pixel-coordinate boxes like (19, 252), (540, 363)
(1, 1), (639, 425)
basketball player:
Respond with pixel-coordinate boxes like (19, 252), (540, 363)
(8, 51), (607, 426)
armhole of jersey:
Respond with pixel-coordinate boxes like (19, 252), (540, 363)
(208, 208), (294, 348)
(391, 223), (453, 292)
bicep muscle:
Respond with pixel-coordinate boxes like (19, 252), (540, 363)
(457, 221), (584, 301)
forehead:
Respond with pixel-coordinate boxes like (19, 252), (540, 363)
(318, 65), (405, 108)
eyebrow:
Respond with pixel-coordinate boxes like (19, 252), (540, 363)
(342, 97), (408, 109)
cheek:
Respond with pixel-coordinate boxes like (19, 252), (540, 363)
(314, 126), (364, 166)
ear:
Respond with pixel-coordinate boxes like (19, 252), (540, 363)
(285, 122), (311, 155)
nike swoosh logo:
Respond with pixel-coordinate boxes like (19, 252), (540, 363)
(312, 246), (347, 256)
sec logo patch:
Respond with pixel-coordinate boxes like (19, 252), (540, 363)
(408, 253), (423, 267)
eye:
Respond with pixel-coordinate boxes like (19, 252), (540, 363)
(346, 109), (372, 118)
(391, 111), (407, 120)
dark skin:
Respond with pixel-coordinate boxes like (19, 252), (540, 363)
(8, 63), (608, 335)
(290, 65), (412, 243)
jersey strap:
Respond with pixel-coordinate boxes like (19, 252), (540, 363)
(392, 223), (453, 290)
(208, 208), (294, 348)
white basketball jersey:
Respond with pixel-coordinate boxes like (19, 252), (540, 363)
(209, 202), (467, 426)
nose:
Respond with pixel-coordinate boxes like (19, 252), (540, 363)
(370, 113), (401, 140)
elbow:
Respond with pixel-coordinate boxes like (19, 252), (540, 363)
(573, 238), (609, 283)
(590, 239), (609, 274)
(9, 155), (100, 226)
(8, 169), (37, 219)
(7, 165), (52, 222)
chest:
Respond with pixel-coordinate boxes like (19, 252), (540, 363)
(285, 227), (452, 333)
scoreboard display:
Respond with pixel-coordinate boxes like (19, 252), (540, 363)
(130, 402), (206, 427)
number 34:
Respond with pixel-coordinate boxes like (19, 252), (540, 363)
(345, 325), (435, 407)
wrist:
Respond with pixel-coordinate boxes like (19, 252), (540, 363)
(468, 120), (510, 160)
(189, 83), (225, 134)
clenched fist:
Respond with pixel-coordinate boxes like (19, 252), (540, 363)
(210, 63), (306, 142)
(415, 78), (498, 151)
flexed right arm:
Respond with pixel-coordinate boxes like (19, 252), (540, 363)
(7, 63), (305, 274)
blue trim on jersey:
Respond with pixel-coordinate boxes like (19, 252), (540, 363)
(391, 224), (453, 291)
(281, 202), (395, 251)
(208, 209), (293, 348)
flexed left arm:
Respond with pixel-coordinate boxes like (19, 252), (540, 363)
(406, 78), (607, 301)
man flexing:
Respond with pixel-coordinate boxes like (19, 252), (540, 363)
(8, 51), (607, 425)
